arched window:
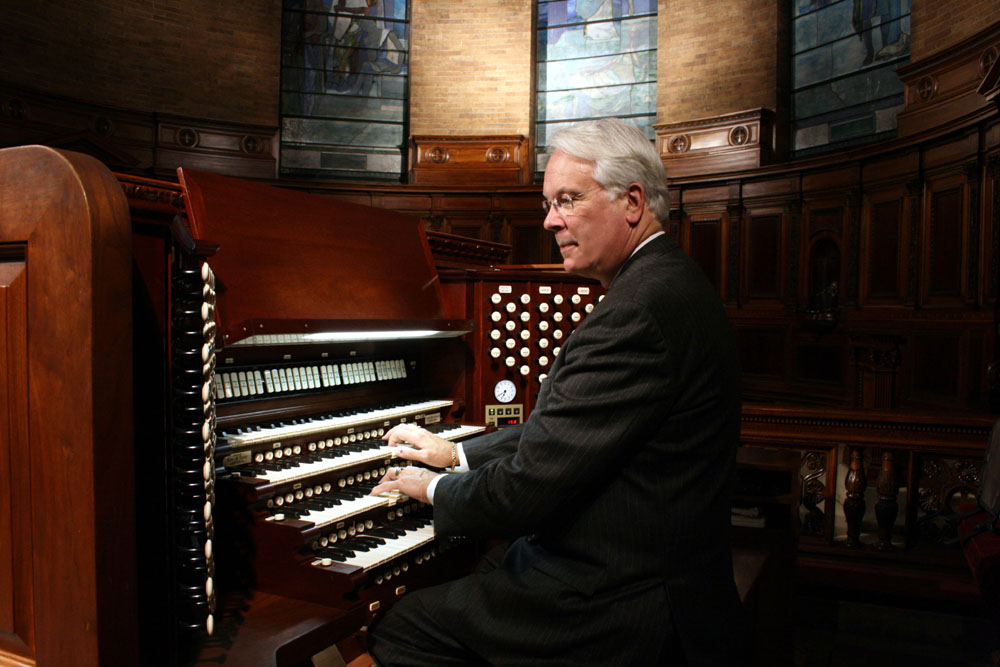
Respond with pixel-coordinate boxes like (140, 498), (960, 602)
(792, 0), (911, 156)
(534, 0), (657, 175)
(280, 1), (409, 181)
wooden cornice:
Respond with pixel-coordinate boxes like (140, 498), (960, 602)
(741, 403), (994, 453)
(978, 49), (1000, 112)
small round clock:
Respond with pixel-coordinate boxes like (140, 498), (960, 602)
(493, 379), (516, 403)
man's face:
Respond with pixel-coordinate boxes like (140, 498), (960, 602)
(542, 150), (629, 286)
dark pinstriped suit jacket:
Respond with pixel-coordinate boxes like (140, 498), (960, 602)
(433, 233), (745, 665)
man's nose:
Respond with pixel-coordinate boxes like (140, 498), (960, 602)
(542, 205), (564, 231)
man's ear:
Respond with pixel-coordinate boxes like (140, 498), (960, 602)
(624, 182), (645, 225)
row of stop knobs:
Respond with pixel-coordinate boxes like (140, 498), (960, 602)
(487, 291), (601, 378)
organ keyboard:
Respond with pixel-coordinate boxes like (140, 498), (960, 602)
(165, 167), (489, 659)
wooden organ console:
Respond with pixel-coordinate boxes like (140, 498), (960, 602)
(151, 166), (490, 664)
(0, 145), (604, 666)
(442, 271), (604, 429)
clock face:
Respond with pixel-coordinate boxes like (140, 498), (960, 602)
(494, 379), (516, 403)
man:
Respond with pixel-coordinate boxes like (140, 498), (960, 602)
(368, 118), (745, 665)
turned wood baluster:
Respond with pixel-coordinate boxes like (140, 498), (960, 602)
(844, 447), (867, 548)
(875, 450), (898, 551)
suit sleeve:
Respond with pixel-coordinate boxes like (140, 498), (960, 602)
(433, 296), (677, 539)
(461, 423), (524, 467)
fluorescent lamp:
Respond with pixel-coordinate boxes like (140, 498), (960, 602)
(302, 330), (439, 342)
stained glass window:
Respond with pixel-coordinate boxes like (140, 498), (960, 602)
(535, 0), (657, 175)
(280, 0), (409, 181)
(792, 0), (910, 156)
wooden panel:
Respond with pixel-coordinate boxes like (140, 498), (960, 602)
(911, 332), (962, 400)
(860, 188), (908, 304)
(861, 150), (919, 186)
(744, 214), (782, 301)
(969, 331), (986, 404)
(494, 193), (543, 211)
(737, 326), (787, 378)
(508, 217), (552, 265)
(688, 215), (722, 292)
(443, 215), (488, 241)
(409, 135), (529, 186)
(678, 184), (731, 205)
(802, 166), (858, 194)
(0, 251), (32, 664)
(808, 206), (843, 238)
(869, 200), (903, 297)
(792, 341), (844, 386)
(923, 180), (967, 302)
(0, 145), (136, 666)
(374, 193), (435, 211)
(923, 131), (980, 171)
(987, 155), (1000, 302)
(432, 195), (493, 210)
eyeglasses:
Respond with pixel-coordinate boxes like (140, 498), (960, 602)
(541, 186), (603, 214)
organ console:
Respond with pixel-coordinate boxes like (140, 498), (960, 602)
(0, 145), (602, 667)
(446, 272), (605, 428)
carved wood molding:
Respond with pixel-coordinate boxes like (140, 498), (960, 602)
(653, 108), (777, 178)
(897, 21), (1000, 138)
(0, 81), (277, 179)
(409, 135), (530, 186)
(156, 114), (276, 179)
(425, 230), (511, 269)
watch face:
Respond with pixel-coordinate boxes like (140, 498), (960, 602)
(494, 379), (516, 403)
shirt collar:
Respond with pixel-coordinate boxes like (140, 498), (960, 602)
(629, 230), (665, 259)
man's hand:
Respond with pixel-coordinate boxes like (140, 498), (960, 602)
(370, 465), (438, 505)
(383, 423), (456, 469)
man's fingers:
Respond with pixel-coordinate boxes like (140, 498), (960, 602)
(370, 480), (395, 496)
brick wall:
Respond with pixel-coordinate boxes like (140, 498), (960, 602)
(410, 0), (533, 136)
(911, 0), (1000, 61)
(0, 0), (279, 126)
(657, 0), (788, 124)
